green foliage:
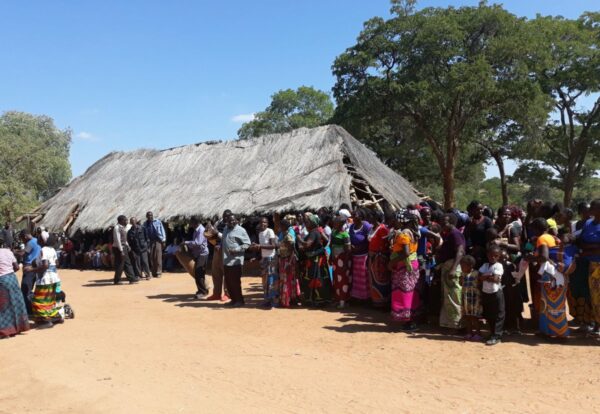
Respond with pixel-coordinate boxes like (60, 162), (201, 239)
(0, 111), (72, 220)
(520, 13), (600, 205)
(332, 2), (546, 207)
(238, 86), (334, 139)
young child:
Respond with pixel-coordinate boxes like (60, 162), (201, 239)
(460, 255), (483, 341)
(479, 245), (505, 345)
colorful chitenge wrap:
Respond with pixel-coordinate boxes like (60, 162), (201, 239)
(0, 273), (30, 337)
(301, 254), (332, 305)
(369, 252), (390, 307)
(390, 253), (420, 322)
(32, 283), (62, 323)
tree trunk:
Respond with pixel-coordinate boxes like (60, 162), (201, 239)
(492, 152), (508, 206)
(563, 170), (576, 207)
(442, 164), (456, 209)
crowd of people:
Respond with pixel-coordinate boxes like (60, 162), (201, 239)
(1, 200), (599, 346)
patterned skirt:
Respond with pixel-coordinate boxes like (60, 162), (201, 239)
(333, 251), (352, 302)
(567, 257), (592, 323)
(278, 255), (299, 308)
(300, 254), (332, 305)
(369, 252), (390, 307)
(589, 261), (600, 325)
(261, 257), (279, 304)
(462, 287), (482, 317)
(350, 254), (370, 300)
(0, 273), (30, 337)
(32, 283), (62, 323)
(391, 260), (420, 322)
(539, 280), (569, 338)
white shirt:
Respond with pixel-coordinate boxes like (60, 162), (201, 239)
(479, 262), (504, 294)
(258, 228), (276, 259)
(38, 246), (61, 285)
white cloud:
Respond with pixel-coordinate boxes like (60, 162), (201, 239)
(75, 131), (98, 142)
(231, 113), (255, 123)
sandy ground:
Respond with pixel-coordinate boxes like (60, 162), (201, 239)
(2, 269), (600, 414)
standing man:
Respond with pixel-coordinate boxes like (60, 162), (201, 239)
(222, 214), (251, 307)
(128, 217), (151, 280)
(113, 215), (139, 285)
(205, 209), (232, 301)
(19, 230), (41, 315)
(2, 222), (14, 250)
(144, 211), (166, 278)
(184, 217), (210, 299)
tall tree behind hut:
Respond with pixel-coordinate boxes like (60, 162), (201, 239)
(518, 13), (600, 207)
(237, 86), (334, 139)
(332, 1), (547, 208)
(0, 111), (72, 220)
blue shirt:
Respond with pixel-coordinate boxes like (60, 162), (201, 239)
(417, 226), (430, 256)
(581, 218), (600, 262)
(144, 219), (166, 242)
(24, 238), (41, 265)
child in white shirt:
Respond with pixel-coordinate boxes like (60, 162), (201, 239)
(479, 245), (505, 345)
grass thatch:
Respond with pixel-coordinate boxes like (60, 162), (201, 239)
(38, 125), (421, 234)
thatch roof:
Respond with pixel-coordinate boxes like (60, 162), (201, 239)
(37, 125), (421, 234)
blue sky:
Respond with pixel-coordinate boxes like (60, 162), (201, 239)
(1, 0), (596, 178)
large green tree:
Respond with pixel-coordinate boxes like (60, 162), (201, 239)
(522, 13), (600, 207)
(332, 2), (546, 208)
(237, 86), (334, 139)
(0, 111), (72, 220)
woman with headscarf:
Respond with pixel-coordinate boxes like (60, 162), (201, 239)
(436, 213), (466, 330)
(0, 238), (29, 338)
(297, 213), (332, 306)
(388, 210), (421, 330)
(349, 208), (373, 301)
(368, 210), (390, 307)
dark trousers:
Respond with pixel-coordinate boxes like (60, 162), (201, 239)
(21, 270), (37, 315)
(130, 250), (141, 278)
(194, 255), (209, 295)
(482, 290), (505, 337)
(149, 241), (163, 276)
(113, 247), (136, 283)
(224, 264), (243, 303)
(131, 250), (151, 278)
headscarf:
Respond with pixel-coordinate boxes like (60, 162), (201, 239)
(338, 209), (352, 220)
(305, 213), (320, 227)
(396, 209), (420, 240)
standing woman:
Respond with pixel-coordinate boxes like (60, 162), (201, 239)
(330, 216), (352, 309)
(277, 218), (299, 308)
(389, 211), (421, 330)
(569, 202), (593, 327)
(0, 239), (29, 338)
(297, 214), (332, 306)
(436, 213), (466, 330)
(28, 232), (63, 328)
(349, 209), (373, 302)
(464, 201), (493, 266)
(368, 210), (390, 308)
(493, 207), (526, 334)
(579, 199), (600, 336)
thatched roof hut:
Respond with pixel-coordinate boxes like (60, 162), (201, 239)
(36, 125), (421, 234)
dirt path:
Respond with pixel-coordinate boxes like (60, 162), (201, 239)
(2, 269), (599, 413)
